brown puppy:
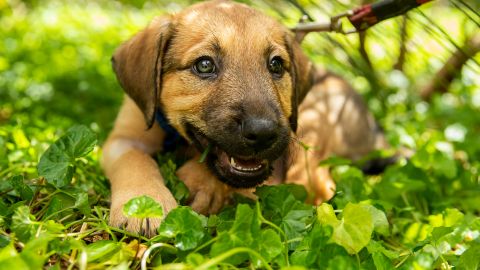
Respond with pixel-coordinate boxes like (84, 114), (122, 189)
(102, 0), (387, 236)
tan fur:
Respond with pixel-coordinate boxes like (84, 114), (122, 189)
(102, 0), (387, 236)
(176, 156), (232, 215)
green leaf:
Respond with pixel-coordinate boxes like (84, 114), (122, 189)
(158, 158), (190, 204)
(0, 235), (9, 248)
(10, 175), (33, 201)
(375, 163), (428, 200)
(256, 185), (313, 249)
(331, 166), (367, 208)
(37, 125), (97, 187)
(158, 206), (206, 250)
(122, 195), (163, 219)
(74, 192), (91, 216)
(326, 254), (358, 270)
(20, 235), (52, 269)
(198, 143), (212, 163)
(431, 227), (453, 243)
(0, 240), (17, 261)
(252, 229), (283, 267)
(11, 205), (38, 242)
(86, 240), (121, 263)
(291, 222), (332, 267)
(186, 253), (206, 267)
(361, 204), (390, 236)
(444, 208), (464, 227)
(43, 193), (75, 221)
(318, 156), (352, 167)
(43, 220), (66, 234)
(317, 203), (374, 254)
(367, 241), (397, 270)
(317, 204), (338, 226)
(457, 243), (480, 270)
(210, 204), (260, 265)
(0, 241), (30, 270)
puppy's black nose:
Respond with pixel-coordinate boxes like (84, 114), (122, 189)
(241, 117), (278, 150)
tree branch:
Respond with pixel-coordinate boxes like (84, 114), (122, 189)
(420, 32), (480, 101)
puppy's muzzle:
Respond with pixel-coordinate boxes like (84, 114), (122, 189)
(187, 114), (289, 188)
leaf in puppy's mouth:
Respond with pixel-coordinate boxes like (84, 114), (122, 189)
(198, 143), (212, 163)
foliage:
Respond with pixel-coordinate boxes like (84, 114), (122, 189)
(1, 0), (480, 269)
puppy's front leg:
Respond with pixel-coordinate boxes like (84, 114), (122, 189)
(176, 157), (232, 215)
(102, 97), (177, 236)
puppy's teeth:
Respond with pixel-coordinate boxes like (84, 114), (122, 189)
(230, 156), (265, 172)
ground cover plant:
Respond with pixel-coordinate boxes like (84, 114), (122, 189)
(1, 0), (479, 269)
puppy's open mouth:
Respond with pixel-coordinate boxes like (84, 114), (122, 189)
(186, 124), (274, 188)
(219, 151), (268, 175)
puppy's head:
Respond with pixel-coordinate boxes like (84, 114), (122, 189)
(112, 0), (314, 188)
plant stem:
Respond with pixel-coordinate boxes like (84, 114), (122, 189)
(196, 247), (272, 270)
(141, 243), (177, 270)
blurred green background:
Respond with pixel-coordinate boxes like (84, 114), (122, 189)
(1, 0), (479, 137)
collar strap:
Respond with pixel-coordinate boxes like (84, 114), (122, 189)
(155, 109), (185, 152)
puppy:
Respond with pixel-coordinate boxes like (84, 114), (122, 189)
(101, 0), (387, 236)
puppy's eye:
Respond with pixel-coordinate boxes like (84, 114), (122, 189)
(268, 56), (284, 77)
(193, 57), (216, 77)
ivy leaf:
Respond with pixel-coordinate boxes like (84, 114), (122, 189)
(74, 193), (90, 216)
(317, 203), (374, 254)
(158, 157), (190, 204)
(122, 195), (163, 219)
(10, 175), (33, 201)
(317, 203), (338, 224)
(367, 240), (397, 270)
(331, 166), (367, 208)
(251, 229), (283, 267)
(42, 193), (75, 221)
(256, 185), (313, 249)
(361, 204), (390, 236)
(11, 205), (38, 242)
(210, 204), (260, 265)
(291, 222), (333, 268)
(158, 206), (206, 251)
(37, 125), (97, 187)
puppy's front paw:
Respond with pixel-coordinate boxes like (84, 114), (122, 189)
(176, 159), (232, 215)
(109, 185), (178, 237)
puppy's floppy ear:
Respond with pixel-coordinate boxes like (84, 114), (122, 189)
(286, 34), (316, 132)
(112, 17), (172, 128)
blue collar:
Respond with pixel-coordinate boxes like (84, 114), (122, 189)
(155, 109), (186, 152)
